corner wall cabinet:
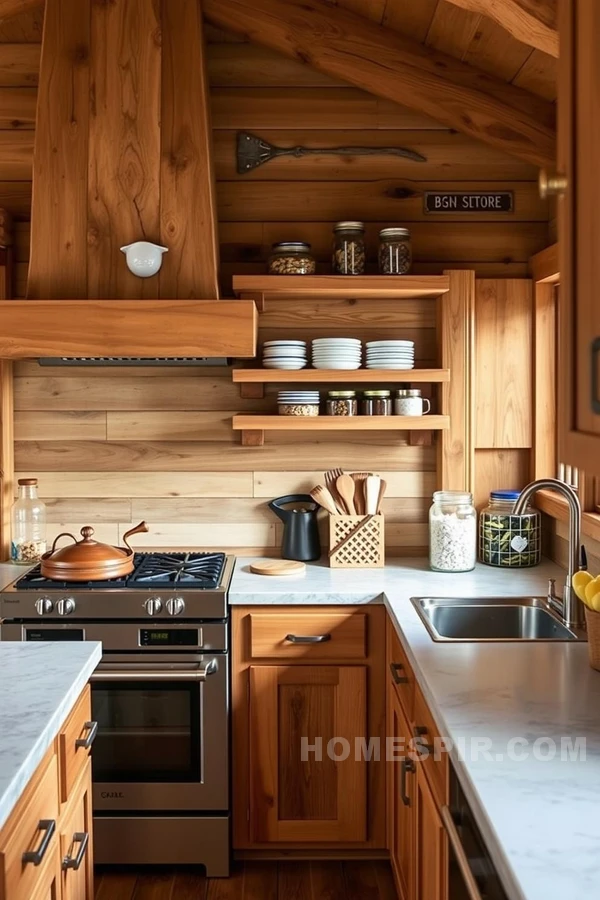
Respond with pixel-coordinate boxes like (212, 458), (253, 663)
(231, 606), (387, 851)
(232, 273), (474, 495)
(0, 686), (95, 900)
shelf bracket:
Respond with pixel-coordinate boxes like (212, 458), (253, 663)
(241, 429), (265, 447)
(240, 382), (265, 400)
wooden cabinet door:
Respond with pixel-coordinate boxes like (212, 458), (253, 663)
(387, 688), (415, 900)
(60, 762), (94, 900)
(415, 765), (447, 900)
(249, 665), (367, 843)
(30, 846), (61, 900)
(558, 0), (600, 467)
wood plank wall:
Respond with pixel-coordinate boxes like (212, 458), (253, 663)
(5, 19), (548, 555)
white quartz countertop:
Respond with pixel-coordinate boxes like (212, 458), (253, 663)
(231, 558), (600, 900)
(0, 641), (102, 831)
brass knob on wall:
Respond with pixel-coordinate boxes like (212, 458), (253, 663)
(539, 170), (568, 198)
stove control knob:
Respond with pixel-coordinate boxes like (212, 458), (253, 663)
(167, 597), (185, 617)
(57, 597), (76, 617)
(35, 597), (54, 616)
(144, 597), (163, 616)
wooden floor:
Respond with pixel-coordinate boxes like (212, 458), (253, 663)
(95, 861), (398, 899)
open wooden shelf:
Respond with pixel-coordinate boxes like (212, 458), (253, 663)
(232, 414), (449, 446)
(233, 368), (450, 384)
(233, 274), (450, 303)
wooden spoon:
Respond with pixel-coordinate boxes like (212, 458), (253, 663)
(336, 473), (357, 515)
(351, 472), (369, 515)
(376, 478), (387, 514)
(365, 475), (381, 515)
(310, 485), (340, 516)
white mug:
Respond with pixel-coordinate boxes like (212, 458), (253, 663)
(394, 396), (431, 416)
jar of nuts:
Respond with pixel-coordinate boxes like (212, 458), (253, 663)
(378, 227), (412, 275)
(332, 222), (366, 275)
(326, 391), (358, 416)
(11, 477), (46, 565)
(278, 391), (321, 417)
(268, 242), (316, 275)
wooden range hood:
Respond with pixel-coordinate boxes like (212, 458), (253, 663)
(0, 0), (257, 360)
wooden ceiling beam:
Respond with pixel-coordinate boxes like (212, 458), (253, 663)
(444, 0), (558, 57)
(204, 0), (555, 167)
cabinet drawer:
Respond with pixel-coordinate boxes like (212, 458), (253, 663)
(59, 687), (95, 804)
(249, 611), (367, 660)
(0, 755), (59, 900)
(387, 623), (415, 721)
(413, 684), (448, 809)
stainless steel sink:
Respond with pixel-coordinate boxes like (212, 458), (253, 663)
(411, 596), (587, 642)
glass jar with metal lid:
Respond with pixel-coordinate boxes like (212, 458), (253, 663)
(360, 390), (392, 416)
(479, 490), (541, 568)
(268, 242), (316, 275)
(378, 227), (412, 275)
(332, 221), (366, 275)
(430, 490), (476, 572)
(326, 391), (357, 416)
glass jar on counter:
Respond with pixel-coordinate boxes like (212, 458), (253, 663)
(268, 242), (316, 275)
(11, 478), (46, 564)
(332, 221), (366, 275)
(326, 391), (357, 416)
(479, 490), (541, 568)
(429, 491), (476, 573)
(360, 390), (392, 416)
(378, 227), (412, 275)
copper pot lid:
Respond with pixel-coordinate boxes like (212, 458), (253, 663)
(42, 521), (149, 571)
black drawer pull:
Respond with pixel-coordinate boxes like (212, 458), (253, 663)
(400, 759), (415, 807)
(413, 725), (435, 754)
(62, 832), (89, 871)
(75, 720), (98, 750)
(285, 634), (331, 644)
(389, 662), (409, 685)
(22, 819), (56, 866)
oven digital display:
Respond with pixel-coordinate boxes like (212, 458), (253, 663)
(26, 629), (85, 641)
(139, 629), (198, 646)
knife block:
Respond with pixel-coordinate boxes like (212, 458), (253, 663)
(328, 514), (385, 569)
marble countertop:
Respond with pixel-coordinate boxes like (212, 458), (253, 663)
(0, 642), (102, 831)
(231, 558), (600, 900)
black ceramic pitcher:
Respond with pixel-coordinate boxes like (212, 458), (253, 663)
(268, 494), (321, 561)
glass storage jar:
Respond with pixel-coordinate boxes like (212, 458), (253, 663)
(332, 221), (366, 275)
(479, 490), (541, 568)
(326, 391), (357, 416)
(360, 390), (392, 416)
(278, 400), (320, 417)
(429, 491), (476, 573)
(268, 242), (316, 275)
(11, 477), (46, 564)
(378, 227), (412, 274)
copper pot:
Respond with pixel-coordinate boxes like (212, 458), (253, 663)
(40, 521), (149, 581)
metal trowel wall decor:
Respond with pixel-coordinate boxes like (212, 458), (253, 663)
(237, 132), (427, 174)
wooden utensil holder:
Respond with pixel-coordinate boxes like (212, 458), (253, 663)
(585, 606), (600, 671)
(328, 514), (385, 569)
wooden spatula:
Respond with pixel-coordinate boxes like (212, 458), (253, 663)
(365, 475), (381, 515)
(351, 472), (368, 515)
(336, 473), (357, 515)
(310, 485), (340, 516)
(376, 478), (387, 513)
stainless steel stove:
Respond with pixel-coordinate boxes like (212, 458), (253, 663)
(0, 551), (235, 877)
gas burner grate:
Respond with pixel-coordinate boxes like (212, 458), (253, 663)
(14, 563), (133, 591)
(129, 552), (226, 589)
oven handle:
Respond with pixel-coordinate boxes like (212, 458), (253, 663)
(440, 806), (483, 900)
(90, 658), (219, 682)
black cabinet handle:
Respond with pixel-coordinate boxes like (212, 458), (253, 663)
(22, 819), (56, 866)
(592, 338), (600, 414)
(285, 634), (331, 644)
(62, 832), (89, 871)
(75, 721), (98, 750)
(389, 662), (409, 685)
(413, 725), (434, 754)
(400, 758), (415, 806)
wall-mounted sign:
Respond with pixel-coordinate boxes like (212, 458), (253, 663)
(424, 191), (514, 213)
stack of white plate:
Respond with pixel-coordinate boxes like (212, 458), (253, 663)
(262, 340), (307, 370)
(311, 338), (362, 370)
(366, 340), (415, 370)
(277, 391), (320, 405)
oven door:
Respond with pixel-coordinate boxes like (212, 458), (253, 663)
(90, 653), (228, 813)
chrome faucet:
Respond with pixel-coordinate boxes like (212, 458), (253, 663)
(513, 478), (584, 629)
